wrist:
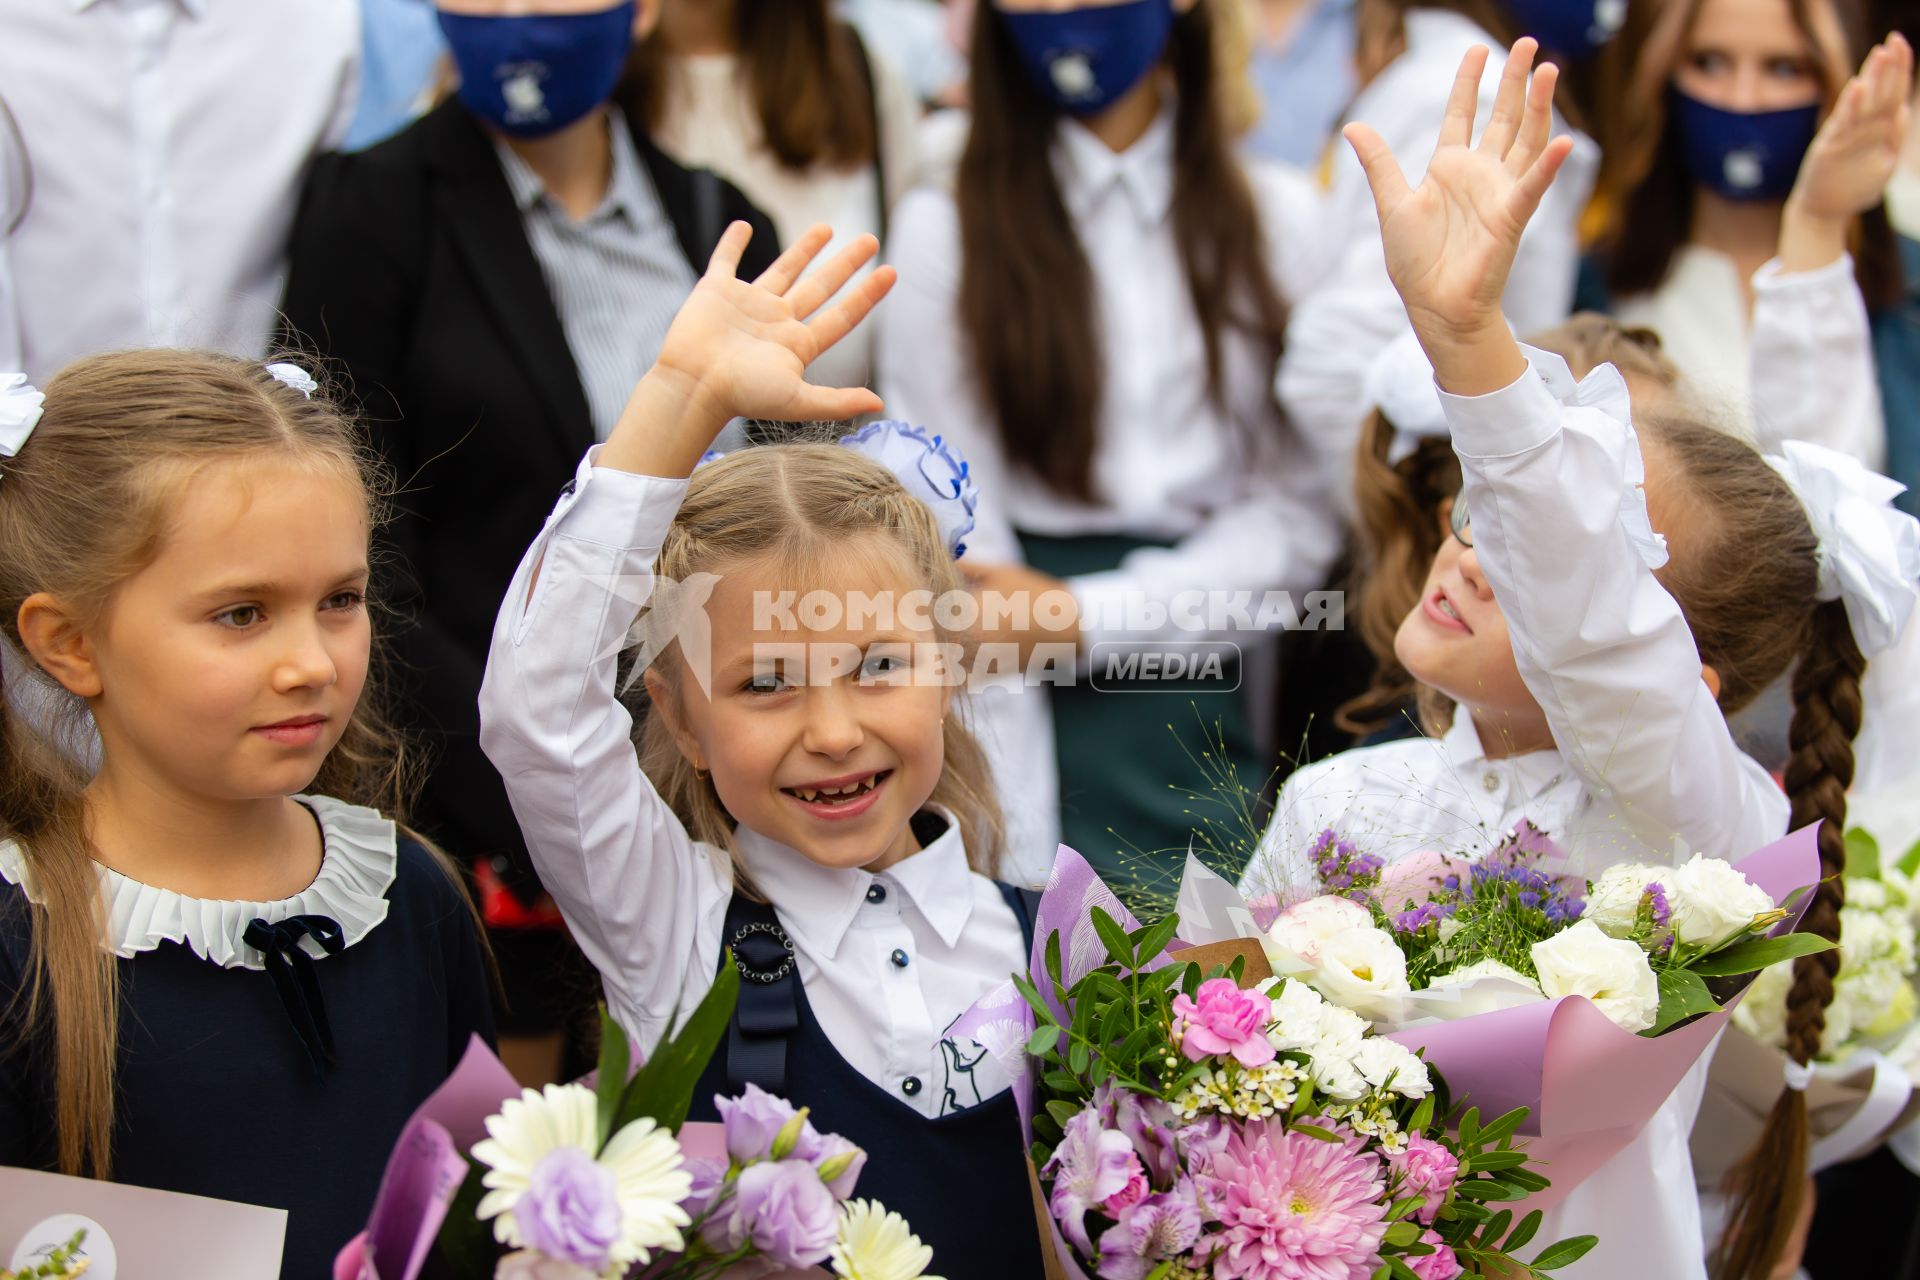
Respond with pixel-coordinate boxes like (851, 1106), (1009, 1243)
(1417, 326), (1531, 399)
(598, 365), (732, 478)
(1778, 198), (1851, 274)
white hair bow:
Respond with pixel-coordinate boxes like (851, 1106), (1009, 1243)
(1362, 331), (1448, 465)
(1765, 440), (1920, 658)
(0, 372), (45, 472)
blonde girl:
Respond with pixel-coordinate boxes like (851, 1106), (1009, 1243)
(478, 224), (1044, 1271)
(1243, 40), (1919, 1279)
(0, 357), (493, 1280)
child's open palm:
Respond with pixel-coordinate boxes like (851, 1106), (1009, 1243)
(1345, 40), (1575, 352)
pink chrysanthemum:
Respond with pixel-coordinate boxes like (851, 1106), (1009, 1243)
(1196, 1120), (1389, 1280)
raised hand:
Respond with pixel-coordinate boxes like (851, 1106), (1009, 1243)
(1344, 40), (1575, 394)
(603, 222), (897, 477)
(1781, 33), (1914, 270)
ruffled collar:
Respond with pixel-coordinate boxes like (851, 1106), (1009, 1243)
(0, 795), (396, 969)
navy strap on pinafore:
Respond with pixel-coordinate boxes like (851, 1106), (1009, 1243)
(688, 878), (1046, 1273)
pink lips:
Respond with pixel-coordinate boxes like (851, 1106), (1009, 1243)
(1422, 589), (1472, 634)
(253, 715), (327, 747)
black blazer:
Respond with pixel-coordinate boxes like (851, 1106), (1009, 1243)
(279, 100), (779, 901)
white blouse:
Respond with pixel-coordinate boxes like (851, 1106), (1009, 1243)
(1614, 249), (1885, 469)
(1276, 9), (1600, 507)
(477, 450), (1028, 1119)
(651, 49), (921, 392)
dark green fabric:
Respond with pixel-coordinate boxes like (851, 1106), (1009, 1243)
(1019, 530), (1260, 915)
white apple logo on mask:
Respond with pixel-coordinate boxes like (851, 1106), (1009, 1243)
(1049, 52), (1096, 101)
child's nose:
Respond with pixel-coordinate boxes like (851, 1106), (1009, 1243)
(272, 622), (339, 693)
(800, 684), (864, 758)
(1457, 545), (1494, 599)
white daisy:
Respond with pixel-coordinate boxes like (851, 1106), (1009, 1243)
(472, 1083), (693, 1274)
(829, 1200), (944, 1280)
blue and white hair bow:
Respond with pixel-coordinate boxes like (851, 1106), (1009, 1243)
(698, 422), (981, 560)
(0, 373), (45, 477)
(1766, 440), (1920, 657)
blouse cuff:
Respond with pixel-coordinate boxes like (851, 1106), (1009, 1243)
(555, 446), (689, 552)
(1437, 345), (1582, 459)
(1751, 251), (1856, 296)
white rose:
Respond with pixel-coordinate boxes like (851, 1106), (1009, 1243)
(1266, 977), (1331, 1054)
(1428, 958), (1544, 995)
(1586, 863), (1664, 937)
(1667, 855), (1777, 946)
(1267, 895), (1374, 964)
(497, 1252), (599, 1280)
(1307, 926), (1413, 1020)
(1352, 1036), (1432, 1098)
(1730, 959), (1793, 1050)
(1310, 1048), (1370, 1101)
(1531, 919), (1661, 1033)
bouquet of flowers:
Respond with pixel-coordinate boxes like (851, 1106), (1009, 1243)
(337, 961), (940, 1280)
(953, 851), (1593, 1280)
(1, 1229), (90, 1280)
(1269, 823), (1832, 1037)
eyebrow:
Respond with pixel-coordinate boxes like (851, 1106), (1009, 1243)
(187, 568), (371, 604)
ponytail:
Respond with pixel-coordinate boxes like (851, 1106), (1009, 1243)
(1710, 600), (1863, 1280)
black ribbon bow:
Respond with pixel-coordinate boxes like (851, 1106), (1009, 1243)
(243, 914), (345, 1079)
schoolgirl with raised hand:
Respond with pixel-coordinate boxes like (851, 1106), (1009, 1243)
(1243, 41), (1920, 1279)
(0, 358), (494, 1280)
(478, 224), (1044, 1272)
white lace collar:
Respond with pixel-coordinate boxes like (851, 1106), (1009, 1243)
(0, 795), (397, 969)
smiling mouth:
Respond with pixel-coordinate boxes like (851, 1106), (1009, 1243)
(782, 770), (892, 806)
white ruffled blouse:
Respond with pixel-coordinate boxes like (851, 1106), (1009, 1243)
(0, 794), (397, 970)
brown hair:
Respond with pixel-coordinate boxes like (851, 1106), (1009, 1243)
(0, 350), (463, 1179)
(628, 0), (875, 172)
(955, 0), (1291, 502)
(1592, 0), (1904, 311)
(1337, 315), (1682, 734)
(638, 442), (1006, 885)
(1354, 0), (1522, 84)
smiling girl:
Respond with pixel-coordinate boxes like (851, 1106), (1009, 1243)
(479, 224), (1043, 1270)
(0, 356), (494, 1280)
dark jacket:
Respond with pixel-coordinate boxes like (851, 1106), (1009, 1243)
(279, 100), (779, 902)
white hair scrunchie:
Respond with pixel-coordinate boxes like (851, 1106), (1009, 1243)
(265, 362), (318, 399)
(0, 372), (45, 474)
(1363, 331), (1449, 465)
(1764, 440), (1920, 658)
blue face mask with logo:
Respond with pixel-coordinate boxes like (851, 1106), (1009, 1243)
(1501, 0), (1627, 59)
(1669, 87), (1820, 202)
(438, 1), (637, 139)
(996, 0), (1177, 117)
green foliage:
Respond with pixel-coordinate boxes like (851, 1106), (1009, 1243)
(608, 952), (741, 1135)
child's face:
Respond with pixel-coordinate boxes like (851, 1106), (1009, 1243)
(1393, 502), (1551, 750)
(82, 459), (372, 804)
(657, 545), (952, 873)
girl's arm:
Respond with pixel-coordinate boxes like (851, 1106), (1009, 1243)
(1750, 36), (1913, 468)
(1350, 43), (1785, 861)
(478, 226), (895, 1048)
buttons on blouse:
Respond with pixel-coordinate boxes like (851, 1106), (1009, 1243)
(891, 948), (910, 969)
(901, 1076), (922, 1097)
(866, 883), (887, 904)
(1482, 773), (1500, 794)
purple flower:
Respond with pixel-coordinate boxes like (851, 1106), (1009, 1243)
(1100, 1153), (1150, 1215)
(1406, 1229), (1465, 1280)
(721, 1158), (840, 1268)
(1045, 1106), (1139, 1254)
(680, 1156), (728, 1222)
(715, 1083), (816, 1165)
(1645, 882), (1672, 929)
(513, 1147), (622, 1271)
(1094, 1182), (1204, 1280)
(1388, 1134), (1461, 1225)
(1097, 1082), (1180, 1184)
(1171, 979), (1276, 1067)
(808, 1132), (866, 1199)
(1196, 1119), (1388, 1280)
(1176, 1115), (1231, 1181)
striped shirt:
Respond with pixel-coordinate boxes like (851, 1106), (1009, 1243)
(494, 110), (696, 440)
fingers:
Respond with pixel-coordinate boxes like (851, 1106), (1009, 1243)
(788, 385), (887, 422)
(1507, 60), (1560, 175)
(786, 233), (882, 320)
(703, 220), (754, 281)
(1343, 123), (1413, 223)
(1438, 45), (1491, 151)
(752, 223), (834, 297)
(1509, 134), (1577, 227)
(804, 264), (898, 355)
(1479, 38), (1539, 159)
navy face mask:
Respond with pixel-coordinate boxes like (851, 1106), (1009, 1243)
(438, 1), (637, 138)
(1501, 0), (1627, 59)
(1669, 87), (1820, 202)
(996, 0), (1177, 117)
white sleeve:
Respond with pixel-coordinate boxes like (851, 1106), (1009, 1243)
(477, 450), (732, 1054)
(1439, 350), (1789, 862)
(1277, 56), (1596, 511)
(1748, 253), (1885, 470)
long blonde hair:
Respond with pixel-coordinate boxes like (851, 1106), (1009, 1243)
(639, 442), (1006, 886)
(0, 350), (443, 1178)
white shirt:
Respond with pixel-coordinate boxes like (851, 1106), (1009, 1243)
(877, 107), (1344, 880)
(1277, 9), (1599, 506)
(1614, 249), (1886, 469)
(0, 0), (359, 384)
(652, 50), (920, 392)
(0, 95), (22, 373)
(477, 450), (1028, 1119)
